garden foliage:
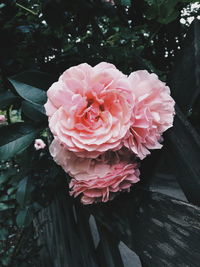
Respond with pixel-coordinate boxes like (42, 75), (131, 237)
(0, 0), (199, 266)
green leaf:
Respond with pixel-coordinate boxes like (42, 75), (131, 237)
(9, 71), (55, 91)
(1, 256), (10, 266)
(120, 0), (131, 6)
(16, 208), (34, 227)
(7, 187), (16, 195)
(0, 91), (18, 109)
(21, 100), (47, 122)
(145, 0), (179, 24)
(0, 195), (9, 201)
(0, 123), (38, 160)
(16, 177), (30, 208)
(9, 79), (47, 105)
(0, 228), (8, 241)
(145, 0), (154, 4)
(0, 168), (17, 185)
(114, 0), (131, 6)
(0, 203), (9, 211)
(158, 10), (179, 24)
(8, 71), (56, 108)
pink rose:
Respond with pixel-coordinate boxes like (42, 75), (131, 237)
(45, 62), (134, 158)
(50, 139), (140, 204)
(0, 115), (6, 123)
(124, 70), (175, 159)
(34, 139), (46, 150)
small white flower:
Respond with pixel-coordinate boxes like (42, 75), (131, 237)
(34, 139), (46, 150)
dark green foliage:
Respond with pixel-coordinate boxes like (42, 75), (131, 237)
(0, 91), (18, 109)
(0, 123), (38, 160)
(0, 0), (200, 266)
(8, 79), (47, 105)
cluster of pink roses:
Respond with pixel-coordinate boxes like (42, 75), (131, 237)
(45, 62), (175, 204)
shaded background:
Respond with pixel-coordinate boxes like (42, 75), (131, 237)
(0, 1), (200, 266)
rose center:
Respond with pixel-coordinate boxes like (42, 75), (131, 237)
(87, 99), (94, 108)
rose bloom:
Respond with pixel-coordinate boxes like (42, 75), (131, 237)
(34, 139), (46, 150)
(124, 70), (175, 159)
(0, 115), (6, 123)
(45, 62), (134, 158)
(50, 139), (140, 204)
